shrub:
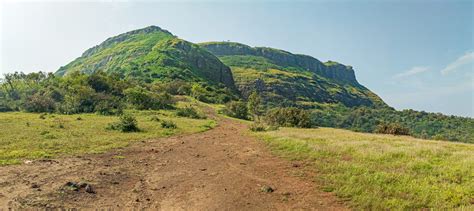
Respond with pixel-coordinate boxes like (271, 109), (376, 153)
(191, 83), (210, 102)
(374, 123), (410, 136)
(94, 94), (124, 115)
(223, 101), (249, 120)
(0, 100), (13, 112)
(124, 87), (174, 110)
(107, 114), (140, 132)
(249, 122), (267, 132)
(154, 92), (174, 109)
(190, 83), (235, 104)
(161, 120), (177, 129)
(264, 107), (312, 128)
(176, 106), (205, 119)
(23, 93), (56, 113)
(58, 85), (96, 114)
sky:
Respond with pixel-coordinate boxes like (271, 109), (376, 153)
(1, 0), (473, 117)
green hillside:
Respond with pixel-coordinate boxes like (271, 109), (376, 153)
(200, 42), (386, 108)
(57, 26), (236, 91)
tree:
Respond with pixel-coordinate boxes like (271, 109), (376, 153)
(190, 83), (208, 102)
(23, 92), (56, 113)
(264, 107), (312, 128)
(247, 91), (263, 120)
(223, 101), (249, 120)
(124, 87), (173, 110)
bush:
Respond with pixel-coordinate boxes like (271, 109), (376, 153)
(190, 83), (235, 104)
(161, 120), (177, 129)
(107, 114), (140, 132)
(124, 87), (174, 110)
(94, 94), (124, 115)
(154, 92), (174, 109)
(223, 101), (249, 120)
(249, 122), (266, 132)
(58, 85), (97, 114)
(249, 122), (267, 132)
(249, 121), (279, 132)
(0, 99), (13, 112)
(374, 123), (410, 136)
(176, 106), (205, 119)
(23, 93), (56, 113)
(264, 107), (312, 128)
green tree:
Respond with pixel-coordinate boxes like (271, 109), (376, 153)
(247, 91), (263, 120)
(223, 101), (249, 120)
(190, 83), (208, 102)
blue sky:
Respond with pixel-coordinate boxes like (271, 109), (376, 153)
(1, 0), (472, 117)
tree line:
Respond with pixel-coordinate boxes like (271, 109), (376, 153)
(1, 71), (472, 143)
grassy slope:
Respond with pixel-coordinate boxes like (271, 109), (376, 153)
(254, 127), (474, 209)
(0, 109), (215, 165)
(57, 26), (235, 89)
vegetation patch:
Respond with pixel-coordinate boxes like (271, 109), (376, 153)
(222, 101), (249, 120)
(0, 110), (214, 165)
(374, 122), (410, 135)
(311, 106), (474, 143)
(254, 127), (474, 209)
(161, 120), (177, 129)
(107, 114), (140, 132)
(264, 107), (312, 128)
(175, 106), (205, 119)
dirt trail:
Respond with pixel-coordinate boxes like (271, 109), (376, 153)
(0, 111), (346, 210)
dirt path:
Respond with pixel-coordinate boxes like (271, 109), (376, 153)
(0, 113), (346, 210)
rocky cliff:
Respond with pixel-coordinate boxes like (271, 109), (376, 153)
(200, 42), (358, 85)
(200, 42), (387, 108)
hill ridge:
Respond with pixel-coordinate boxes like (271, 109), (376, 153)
(199, 41), (358, 85)
(81, 25), (174, 58)
(200, 41), (386, 108)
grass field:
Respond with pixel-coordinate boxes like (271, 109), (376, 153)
(254, 127), (474, 209)
(0, 109), (215, 165)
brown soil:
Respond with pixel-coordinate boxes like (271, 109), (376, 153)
(0, 111), (347, 210)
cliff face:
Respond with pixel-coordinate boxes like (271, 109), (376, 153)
(56, 26), (236, 91)
(200, 42), (359, 85)
(200, 42), (387, 108)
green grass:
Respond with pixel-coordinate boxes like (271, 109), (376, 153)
(254, 127), (474, 209)
(0, 110), (215, 165)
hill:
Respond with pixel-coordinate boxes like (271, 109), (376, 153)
(56, 26), (236, 91)
(200, 42), (386, 108)
(55, 27), (386, 109)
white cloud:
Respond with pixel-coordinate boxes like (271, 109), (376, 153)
(441, 51), (474, 75)
(394, 66), (430, 79)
